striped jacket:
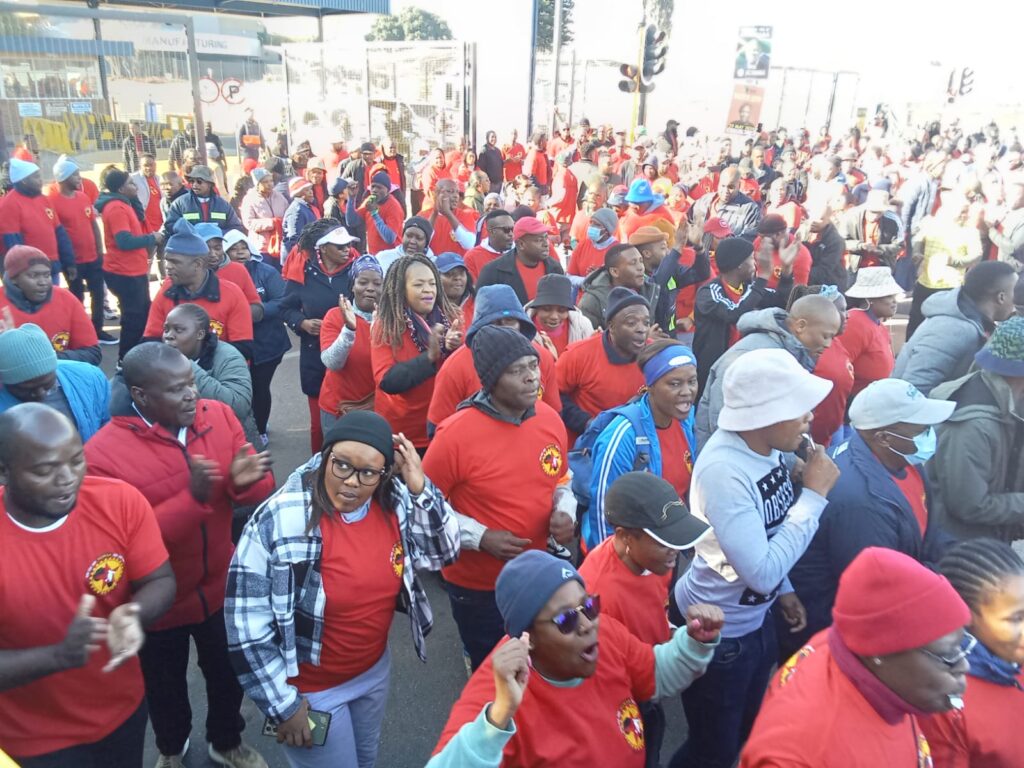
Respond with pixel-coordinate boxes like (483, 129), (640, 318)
(225, 454), (460, 723)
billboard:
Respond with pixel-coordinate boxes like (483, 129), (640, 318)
(734, 26), (772, 80)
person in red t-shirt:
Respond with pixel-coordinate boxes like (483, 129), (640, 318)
(420, 179), (480, 257)
(502, 130), (527, 183)
(424, 325), (576, 669)
(0, 158), (76, 283)
(568, 207), (619, 277)
(0, 246), (100, 365)
(842, 267), (900, 399)
(320, 256), (382, 434)
(371, 254), (462, 449)
(580, 472), (711, 767)
(0, 404), (175, 766)
(464, 210), (515, 279)
(755, 214), (812, 288)
(428, 549), (723, 768)
(524, 133), (550, 193)
(347, 172), (403, 256)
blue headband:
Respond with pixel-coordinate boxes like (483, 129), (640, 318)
(642, 345), (697, 387)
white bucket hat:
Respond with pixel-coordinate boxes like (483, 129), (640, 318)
(845, 266), (903, 299)
(718, 348), (833, 432)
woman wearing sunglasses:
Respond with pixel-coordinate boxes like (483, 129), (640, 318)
(921, 539), (1024, 767)
(428, 550), (723, 767)
(225, 411), (460, 768)
(741, 547), (971, 768)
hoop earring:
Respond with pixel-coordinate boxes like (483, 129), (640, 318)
(871, 657), (883, 666)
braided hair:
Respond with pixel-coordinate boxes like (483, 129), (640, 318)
(939, 538), (1024, 612)
(298, 218), (341, 257)
(371, 253), (458, 349)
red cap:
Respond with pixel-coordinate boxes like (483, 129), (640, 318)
(833, 548), (969, 656)
(3, 245), (51, 279)
(513, 216), (549, 239)
(242, 157), (258, 175)
(705, 217), (733, 238)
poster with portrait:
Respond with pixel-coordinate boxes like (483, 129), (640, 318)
(734, 26), (772, 79)
(725, 84), (765, 135)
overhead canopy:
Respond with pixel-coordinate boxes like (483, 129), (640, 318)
(0, 34), (134, 57)
(92, 0), (389, 17)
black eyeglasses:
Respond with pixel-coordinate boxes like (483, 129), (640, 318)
(550, 594), (601, 634)
(329, 456), (386, 486)
(918, 633), (976, 669)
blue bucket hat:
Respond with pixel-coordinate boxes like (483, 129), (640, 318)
(625, 178), (656, 204)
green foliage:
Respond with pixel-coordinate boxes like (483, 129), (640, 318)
(643, 0), (674, 37)
(365, 7), (453, 42)
(536, 0), (574, 52)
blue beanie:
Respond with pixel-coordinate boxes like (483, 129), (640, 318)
(8, 158), (38, 185)
(371, 171), (392, 188)
(496, 550), (585, 637)
(166, 218), (210, 257)
(0, 323), (57, 385)
(465, 284), (535, 345)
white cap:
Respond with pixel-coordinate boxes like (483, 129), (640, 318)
(315, 227), (358, 248)
(845, 266), (903, 299)
(848, 378), (955, 430)
(718, 348), (833, 432)
(865, 189), (889, 213)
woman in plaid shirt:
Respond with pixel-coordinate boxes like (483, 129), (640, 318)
(225, 411), (460, 767)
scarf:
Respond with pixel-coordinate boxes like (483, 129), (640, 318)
(966, 637), (1023, 688)
(405, 306), (451, 359)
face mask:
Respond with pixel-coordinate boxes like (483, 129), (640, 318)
(587, 226), (604, 243)
(886, 426), (936, 466)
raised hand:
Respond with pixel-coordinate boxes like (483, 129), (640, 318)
(338, 295), (358, 331)
(392, 432), (424, 495)
(229, 444), (271, 488)
(488, 633), (531, 730)
(685, 603), (725, 643)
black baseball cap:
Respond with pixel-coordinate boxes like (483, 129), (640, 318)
(604, 472), (709, 549)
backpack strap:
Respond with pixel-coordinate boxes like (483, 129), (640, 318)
(619, 403), (651, 472)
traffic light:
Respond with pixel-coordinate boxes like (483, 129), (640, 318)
(640, 24), (668, 92)
(959, 67), (974, 97)
(619, 63), (640, 93)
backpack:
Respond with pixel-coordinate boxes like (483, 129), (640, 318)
(569, 401), (651, 513)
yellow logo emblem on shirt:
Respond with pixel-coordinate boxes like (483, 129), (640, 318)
(86, 553), (126, 596)
(778, 644), (815, 688)
(208, 318), (225, 338)
(390, 542), (404, 579)
(918, 731), (933, 768)
(539, 444), (563, 477)
(616, 698), (645, 751)
(50, 331), (70, 352)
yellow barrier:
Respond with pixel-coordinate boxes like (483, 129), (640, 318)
(0, 747), (19, 767)
(21, 117), (72, 154)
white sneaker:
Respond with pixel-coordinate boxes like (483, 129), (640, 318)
(208, 742), (269, 768)
(154, 737), (189, 768)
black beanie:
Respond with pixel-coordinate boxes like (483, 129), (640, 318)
(105, 168), (130, 193)
(605, 286), (650, 324)
(322, 410), (395, 467)
(471, 325), (538, 393)
(714, 237), (755, 272)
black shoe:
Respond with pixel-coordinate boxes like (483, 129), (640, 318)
(98, 331), (119, 345)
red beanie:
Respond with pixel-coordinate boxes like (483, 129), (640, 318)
(3, 245), (50, 279)
(833, 547), (969, 656)
(242, 157), (258, 175)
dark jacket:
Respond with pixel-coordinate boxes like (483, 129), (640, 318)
(475, 249), (565, 307)
(692, 275), (790, 392)
(162, 190), (243, 237)
(576, 268), (665, 330)
(788, 432), (949, 649)
(929, 370), (1024, 542)
(280, 258), (353, 395)
(806, 222), (850, 291)
(244, 256), (292, 365)
(478, 144), (505, 189)
(837, 206), (902, 272)
(690, 191), (763, 248)
(121, 132), (156, 173)
(282, 199), (318, 260)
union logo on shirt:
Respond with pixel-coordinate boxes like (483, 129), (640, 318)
(684, 449), (693, 473)
(538, 444), (563, 477)
(44, 207), (55, 220)
(86, 553), (126, 596)
(616, 698), (645, 751)
(50, 331), (70, 352)
(778, 644), (815, 688)
(390, 541), (404, 579)
(209, 319), (225, 338)
(84, 206), (93, 219)
(917, 731), (933, 768)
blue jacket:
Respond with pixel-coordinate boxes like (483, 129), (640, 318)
(788, 432), (950, 645)
(244, 257), (292, 365)
(0, 360), (110, 441)
(583, 393), (697, 550)
(162, 190), (243, 237)
(282, 199), (318, 260)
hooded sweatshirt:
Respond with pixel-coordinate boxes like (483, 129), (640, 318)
(576, 267), (664, 331)
(695, 308), (815, 449)
(928, 370), (1024, 541)
(893, 287), (994, 396)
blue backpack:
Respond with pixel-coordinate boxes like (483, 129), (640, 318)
(569, 401), (651, 513)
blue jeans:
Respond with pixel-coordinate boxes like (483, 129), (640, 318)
(445, 581), (505, 671)
(669, 615), (778, 768)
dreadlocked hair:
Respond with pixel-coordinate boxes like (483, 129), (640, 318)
(298, 219), (341, 256)
(939, 538), (1024, 613)
(372, 253), (458, 349)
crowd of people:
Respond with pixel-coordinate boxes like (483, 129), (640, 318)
(0, 107), (1023, 768)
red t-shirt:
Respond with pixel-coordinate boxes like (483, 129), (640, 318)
(100, 197), (150, 277)
(502, 142), (526, 181)
(721, 281), (746, 347)
(217, 261), (260, 306)
(840, 309), (895, 399)
(424, 401), (567, 591)
(427, 342), (560, 429)
(371, 325), (436, 448)
(656, 423), (694, 499)
(142, 176), (163, 233)
(144, 278), (254, 343)
(617, 206), (676, 243)
(0, 190), (60, 261)
(810, 338), (855, 446)
(556, 333), (646, 444)
(767, 202), (805, 231)
(319, 310), (375, 415)
(525, 148), (549, 187)
(463, 245), (501, 280)
(434, 617), (655, 767)
(674, 246), (701, 326)
(0, 286), (98, 353)
(289, 501), (402, 691)
(46, 190), (98, 264)
(754, 235), (812, 288)
(578, 538), (672, 645)
(0, 477), (168, 758)
(538, 317), (570, 355)
(419, 205), (480, 257)
(358, 195), (404, 256)
(516, 258), (546, 303)
(891, 465), (928, 535)
(568, 238), (612, 277)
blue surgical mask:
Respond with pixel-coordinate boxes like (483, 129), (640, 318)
(587, 226), (604, 244)
(886, 426), (936, 466)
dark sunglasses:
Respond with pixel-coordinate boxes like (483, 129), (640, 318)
(550, 594), (601, 634)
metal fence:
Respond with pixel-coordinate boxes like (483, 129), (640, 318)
(761, 67), (860, 136)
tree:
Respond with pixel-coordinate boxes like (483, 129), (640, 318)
(365, 7), (453, 42)
(536, 0), (574, 53)
(643, 0), (674, 38)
